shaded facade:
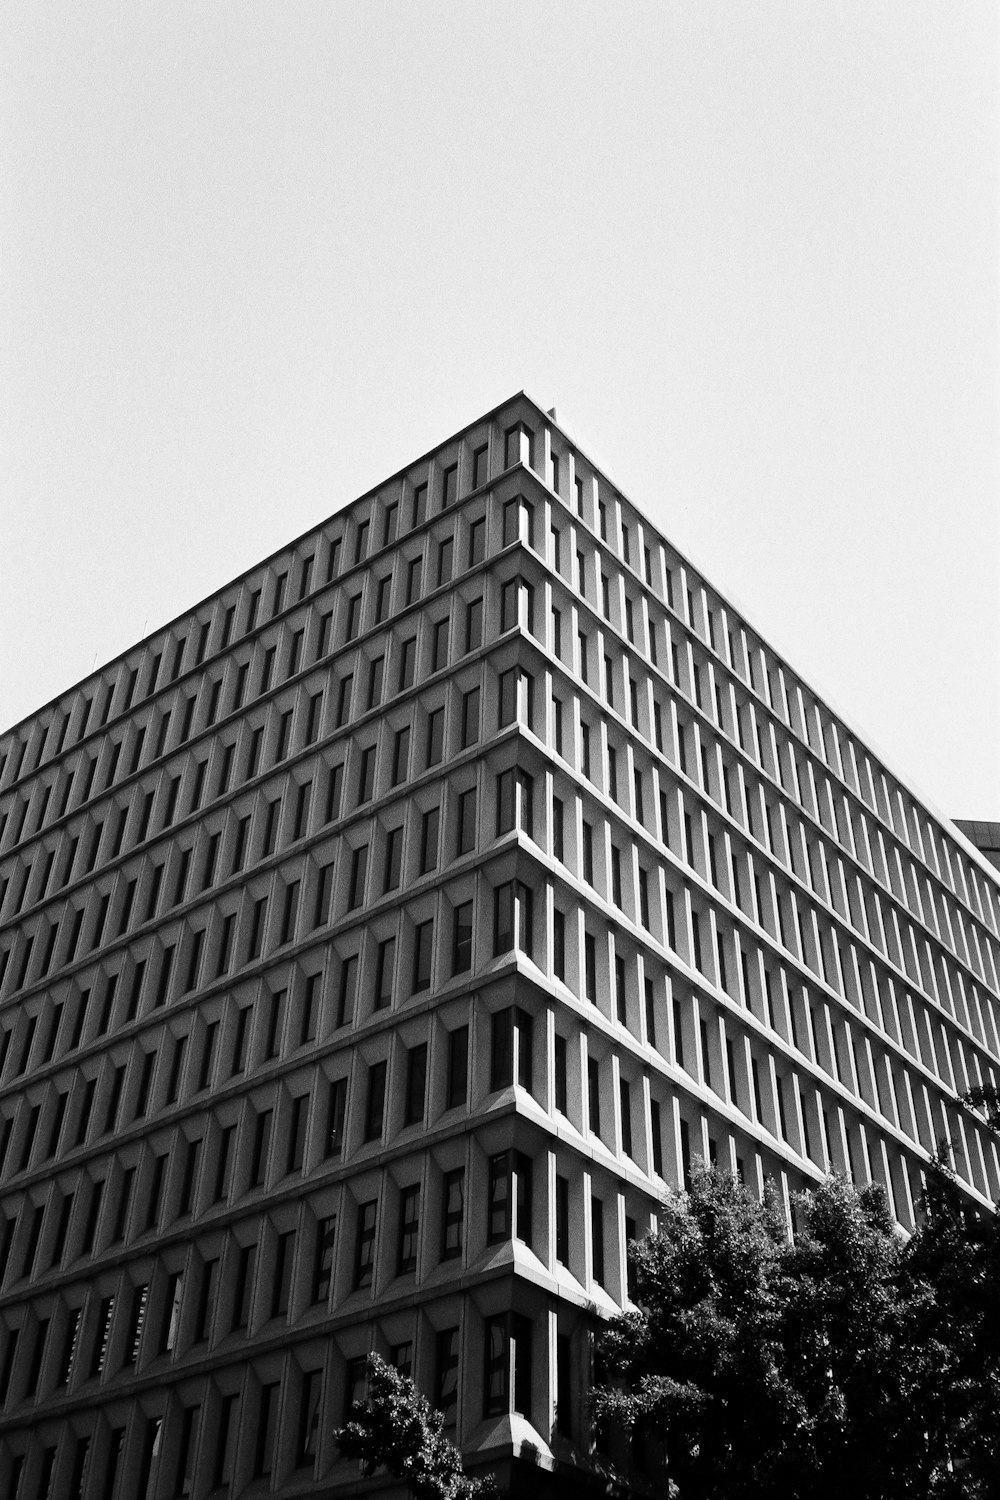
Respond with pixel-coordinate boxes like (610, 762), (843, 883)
(1, 393), (999, 1498)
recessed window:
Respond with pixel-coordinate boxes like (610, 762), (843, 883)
(426, 707), (444, 767)
(358, 746), (376, 803)
(465, 599), (483, 654)
(375, 576), (392, 623)
(364, 1061), (387, 1143)
(441, 1167), (464, 1259)
(456, 787), (477, 854)
(354, 1201), (377, 1286)
(413, 919), (434, 991)
(397, 1184), (420, 1275)
(432, 619), (449, 673)
(391, 726), (410, 785)
(404, 1043), (427, 1125)
(374, 937), (396, 1009)
(446, 1027), (469, 1110)
(452, 900), (473, 974)
(419, 808), (439, 874)
(460, 688), (480, 749)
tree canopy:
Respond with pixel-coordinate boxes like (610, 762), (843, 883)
(594, 1164), (1000, 1500)
(335, 1353), (497, 1500)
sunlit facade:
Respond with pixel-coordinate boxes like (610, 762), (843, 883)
(1, 394), (998, 1498)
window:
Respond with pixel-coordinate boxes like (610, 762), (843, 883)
(582, 822), (594, 885)
(493, 881), (533, 959)
(432, 619), (449, 672)
(355, 1201), (377, 1288)
(456, 788), (477, 855)
(374, 937), (396, 1009)
(650, 1097), (664, 1175)
(399, 638), (416, 692)
(554, 1034), (568, 1113)
(298, 1369), (323, 1469)
(620, 1077), (633, 1157)
(496, 766), (532, 838)
(484, 1313), (532, 1418)
(368, 655), (385, 709)
(442, 463), (458, 509)
(472, 444), (489, 488)
(354, 518), (370, 564)
(469, 517), (486, 564)
(383, 502), (399, 546)
(500, 578), (518, 632)
(250, 1108), (273, 1186)
(487, 1149), (533, 1247)
(556, 1176), (570, 1264)
(452, 900), (473, 974)
(406, 558), (422, 606)
(323, 762), (344, 824)
(436, 1328), (459, 1421)
(460, 687), (480, 748)
(441, 1168), (464, 1259)
(465, 598), (483, 653)
(358, 746), (376, 803)
(446, 1026), (469, 1109)
(412, 482), (428, 528)
(498, 668), (516, 727)
(337, 958), (358, 1028)
(591, 1194), (605, 1286)
(553, 909), (566, 981)
(313, 1216), (336, 1303)
(413, 919), (434, 991)
(426, 707), (444, 766)
(287, 1094), (308, 1172)
(419, 808), (439, 873)
(384, 827), (404, 892)
(504, 423), (534, 470)
(326, 1076), (347, 1153)
(314, 861), (334, 928)
(232, 1242), (256, 1329)
(348, 845), (368, 909)
(404, 1043), (427, 1125)
(391, 725), (411, 785)
(279, 882), (299, 945)
(375, 575), (392, 623)
(491, 1006), (533, 1090)
(437, 537), (454, 586)
(588, 1058), (601, 1136)
(364, 1061), (387, 1142)
(397, 1184), (420, 1274)
(552, 796), (565, 860)
(271, 1231), (294, 1317)
(585, 933), (597, 1001)
(336, 673), (353, 727)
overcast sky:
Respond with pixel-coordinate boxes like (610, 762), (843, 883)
(2, 2), (997, 826)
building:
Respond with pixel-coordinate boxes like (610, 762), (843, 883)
(1, 392), (999, 1499)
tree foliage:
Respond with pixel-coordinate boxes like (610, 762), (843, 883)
(594, 1164), (1000, 1500)
(335, 1354), (497, 1500)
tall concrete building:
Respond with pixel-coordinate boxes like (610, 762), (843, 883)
(1, 393), (999, 1499)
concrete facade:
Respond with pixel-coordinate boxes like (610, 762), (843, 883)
(1, 393), (999, 1497)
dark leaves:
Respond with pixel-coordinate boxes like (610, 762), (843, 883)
(594, 1164), (1000, 1500)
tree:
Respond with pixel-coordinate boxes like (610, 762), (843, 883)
(335, 1354), (497, 1500)
(594, 1164), (1000, 1500)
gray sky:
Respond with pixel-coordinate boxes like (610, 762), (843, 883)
(3, 2), (998, 824)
